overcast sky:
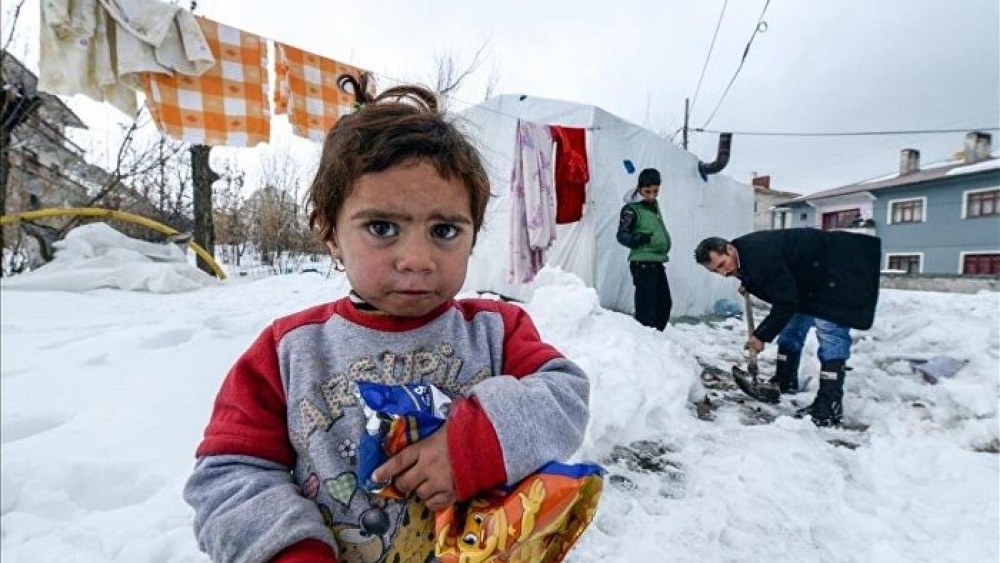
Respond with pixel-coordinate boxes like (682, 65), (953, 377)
(6, 0), (999, 194)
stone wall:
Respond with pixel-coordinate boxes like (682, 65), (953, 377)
(880, 273), (1000, 294)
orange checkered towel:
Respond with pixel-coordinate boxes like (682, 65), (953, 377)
(274, 43), (371, 142)
(141, 17), (270, 147)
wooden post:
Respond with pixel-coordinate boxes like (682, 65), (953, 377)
(190, 144), (219, 276)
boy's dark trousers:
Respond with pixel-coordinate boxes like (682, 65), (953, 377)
(629, 261), (672, 331)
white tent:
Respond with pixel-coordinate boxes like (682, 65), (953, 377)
(459, 94), (753, 318)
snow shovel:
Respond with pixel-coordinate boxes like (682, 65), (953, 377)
(731, 293), (781, 404)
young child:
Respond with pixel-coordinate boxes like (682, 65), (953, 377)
(616, 168), (672, 331)
(184, 84), (591, 563)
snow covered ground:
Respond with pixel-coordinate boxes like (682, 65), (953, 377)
(2, 230), (998, 563)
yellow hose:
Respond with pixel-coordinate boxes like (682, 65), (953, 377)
(1, 207), (227, 280)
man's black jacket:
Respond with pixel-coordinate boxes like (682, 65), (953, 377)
(733, 228), (881, 342)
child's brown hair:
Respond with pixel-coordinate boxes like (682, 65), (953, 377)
(307, 80), (491, 245)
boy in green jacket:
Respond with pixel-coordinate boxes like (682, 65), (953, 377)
(616, 168), (672, 331)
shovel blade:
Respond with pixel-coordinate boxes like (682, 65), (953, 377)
(731, 366), (781, 404)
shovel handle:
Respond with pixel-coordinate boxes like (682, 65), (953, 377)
(743, 293), (759, 370)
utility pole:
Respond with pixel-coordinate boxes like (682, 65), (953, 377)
(682, 97), (690, 151)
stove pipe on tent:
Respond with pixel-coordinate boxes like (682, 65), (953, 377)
(698, 133), (733, 181)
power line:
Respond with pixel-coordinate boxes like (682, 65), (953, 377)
(760, 111), (1000, 180)
(700, 0), (772, 129)
(695, 126), (1000, 137)
(689, 0), (730, 118)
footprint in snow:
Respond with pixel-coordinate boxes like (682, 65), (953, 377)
(1, 413), (72, 444)
(138, 328), (198, 349)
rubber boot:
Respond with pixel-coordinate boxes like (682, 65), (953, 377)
(795, 361), (845, 427)
(770, 348), (801, 394)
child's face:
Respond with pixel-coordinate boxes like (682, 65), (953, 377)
(638, 185), (660, 201)
(328, 160), (475, 317)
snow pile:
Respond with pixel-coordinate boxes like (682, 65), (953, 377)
(1, 223), (220, 293)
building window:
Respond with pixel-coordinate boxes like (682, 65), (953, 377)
(887, 254), (921, 273)
(888, 198), (925, 224)
(965, 189), (999, 218)
(962, 253), (1000, 275)
(821, 209), (861, 230)
(772, 210), (790, 229)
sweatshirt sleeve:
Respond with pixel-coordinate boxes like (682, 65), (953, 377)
(449, 304), (590, 496)
(184, 327), (339, 563)
(447, 396), (507, 500)
(616, 205), (649, 248)
(184, 455), (339, 563)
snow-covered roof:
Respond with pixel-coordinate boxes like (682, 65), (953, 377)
(786, 154), (1000, 204)
(946, 157), (1000, 176)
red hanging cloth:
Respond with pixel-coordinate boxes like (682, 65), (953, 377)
(549, 125), (589, 224)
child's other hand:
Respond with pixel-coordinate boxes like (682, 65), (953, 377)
(372, 422), (456, 511)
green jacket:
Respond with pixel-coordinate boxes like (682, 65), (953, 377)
(618, 201), (671, 263)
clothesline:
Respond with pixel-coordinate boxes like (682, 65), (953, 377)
(38, 0), (375, 148)
(169, 3), (608, 138)
(198, 23), (606, 134)
(181, 5), (602, 134)
(39, 0), (611, 149)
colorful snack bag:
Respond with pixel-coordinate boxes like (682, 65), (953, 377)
(356, 381), (604, 563)
(356, 381), (451, 497)
(434, 461), (603, 563)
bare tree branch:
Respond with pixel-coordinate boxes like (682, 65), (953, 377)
(483, 67), (501, 102)
(434, 38), (492, 100)
(1, 0), (27, 57)
(56, 108), (189, 239)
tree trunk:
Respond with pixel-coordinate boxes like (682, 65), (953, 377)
(190, 144), (219, 275)
(1, 129), (10, 275)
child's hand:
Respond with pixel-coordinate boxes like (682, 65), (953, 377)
(372, 422), (456, 511)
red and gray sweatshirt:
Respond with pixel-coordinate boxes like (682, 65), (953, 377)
(183, 296), (591, 563)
